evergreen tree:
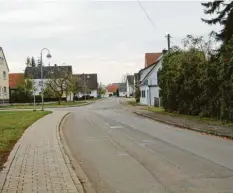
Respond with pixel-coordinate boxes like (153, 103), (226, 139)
(25, 57), (31, 67)
(202, 1), (233, 42)
(31, 57), (36, 67)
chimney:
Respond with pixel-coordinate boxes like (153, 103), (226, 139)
(162, 49), (168, 55)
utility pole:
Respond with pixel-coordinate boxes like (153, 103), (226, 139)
(166, 33), (171, 52)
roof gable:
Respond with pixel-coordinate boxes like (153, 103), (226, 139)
(140, 55), (163, 85)
(73, 74), (98, 90)
(145, 53), (162, 67)
(0, 47), (9, 71)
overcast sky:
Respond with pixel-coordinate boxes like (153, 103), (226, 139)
(0, 0), (220, 85)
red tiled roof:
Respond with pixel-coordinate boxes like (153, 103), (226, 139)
(9, 73), (24, 89)
(107, 84), (119, 92)
(145, 53), (162, 67)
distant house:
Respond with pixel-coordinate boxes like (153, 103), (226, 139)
(24, 65), (72, 99)
(9, 73), (24, 90)
(139, 50), (166, 106)
(73, 74), (98, 98)
(9, 73), (25, 101)
(117, 83), (127, 97)
(0, 47), (10, 103)
(106, 84), (118, 97)
(126, 75), (134, 97)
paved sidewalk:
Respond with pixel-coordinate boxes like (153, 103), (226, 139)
(0, 111), (82, 193)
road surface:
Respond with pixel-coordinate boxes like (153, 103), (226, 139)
(62, 98), (233, 193)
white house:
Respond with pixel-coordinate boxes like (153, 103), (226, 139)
(24, 65), (73, 100)
(0, 47), (10, 104)
(126, 75), (134, 97)
(73, 74), (98, 98)
(139, 53), (164, 106)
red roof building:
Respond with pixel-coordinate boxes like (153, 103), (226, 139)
(9, 73), (24, 89)
(107, 84), (119, 93)
(145, 53), (162, 67)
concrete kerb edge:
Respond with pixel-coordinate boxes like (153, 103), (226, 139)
(58, 113), (96, 193)
(56, 112), (85, 193)
(134, 112), (233, 140)
(0, 142), (20, 192)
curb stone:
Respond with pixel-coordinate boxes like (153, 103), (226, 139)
(134, 112), (233, 140)
(59, 113), (96, 193)
(57, 112), (85, 193)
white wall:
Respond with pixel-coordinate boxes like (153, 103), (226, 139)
(0, 49), (9, 101)
(119, 92), (126, 97)
(139, 65), (154, 81)
(149, 87), (160, 106)
(91, 90), (97, 97)
(126, 80), (133, 97)
(33, 79), (49, 95)
(77, 89), (98, 98)
(139, 60), (162, 106)
(140, 85), (148, 105)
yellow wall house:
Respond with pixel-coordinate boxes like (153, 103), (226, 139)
(0, 47), (10, 103)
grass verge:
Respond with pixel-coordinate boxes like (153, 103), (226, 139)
(127, 100), (233, 127)
(0, 101), (88, 109)
(148, 106), (233, 126)
(0, 111), (51, 170)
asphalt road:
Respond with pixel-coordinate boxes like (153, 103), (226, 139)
(62, 98), (233, 193)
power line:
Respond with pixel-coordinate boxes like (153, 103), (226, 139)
(137, 0), (158, 30)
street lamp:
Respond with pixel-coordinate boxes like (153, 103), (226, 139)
(40, 48), (52, 111)
(83, 74), (90, 102)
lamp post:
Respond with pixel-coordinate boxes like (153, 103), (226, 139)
(40, 48), (52, 111)
(83, 74), (90, 102)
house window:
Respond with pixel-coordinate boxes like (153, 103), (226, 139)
(3, 87), (7, 94)
(3, 71), (6, 79)
(141, 90), (146, 98)
(0, 87), (1, 96)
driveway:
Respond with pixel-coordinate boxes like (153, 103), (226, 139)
(62, 97), (233, 193)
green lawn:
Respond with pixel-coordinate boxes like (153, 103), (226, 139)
(0, 111), (51, 170)
(0, 101), (88, 109)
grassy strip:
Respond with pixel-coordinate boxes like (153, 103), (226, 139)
(147, 106), (233, 126)
(0, 111), (51, 170)
(0, 101), (88, 109)
(127, 100), (233, 126)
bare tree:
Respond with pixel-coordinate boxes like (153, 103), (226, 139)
(45, 70), (71, 104)
(66, 76), (79, 102)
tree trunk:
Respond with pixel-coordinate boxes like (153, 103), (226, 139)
(58, 97), (61, 105)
